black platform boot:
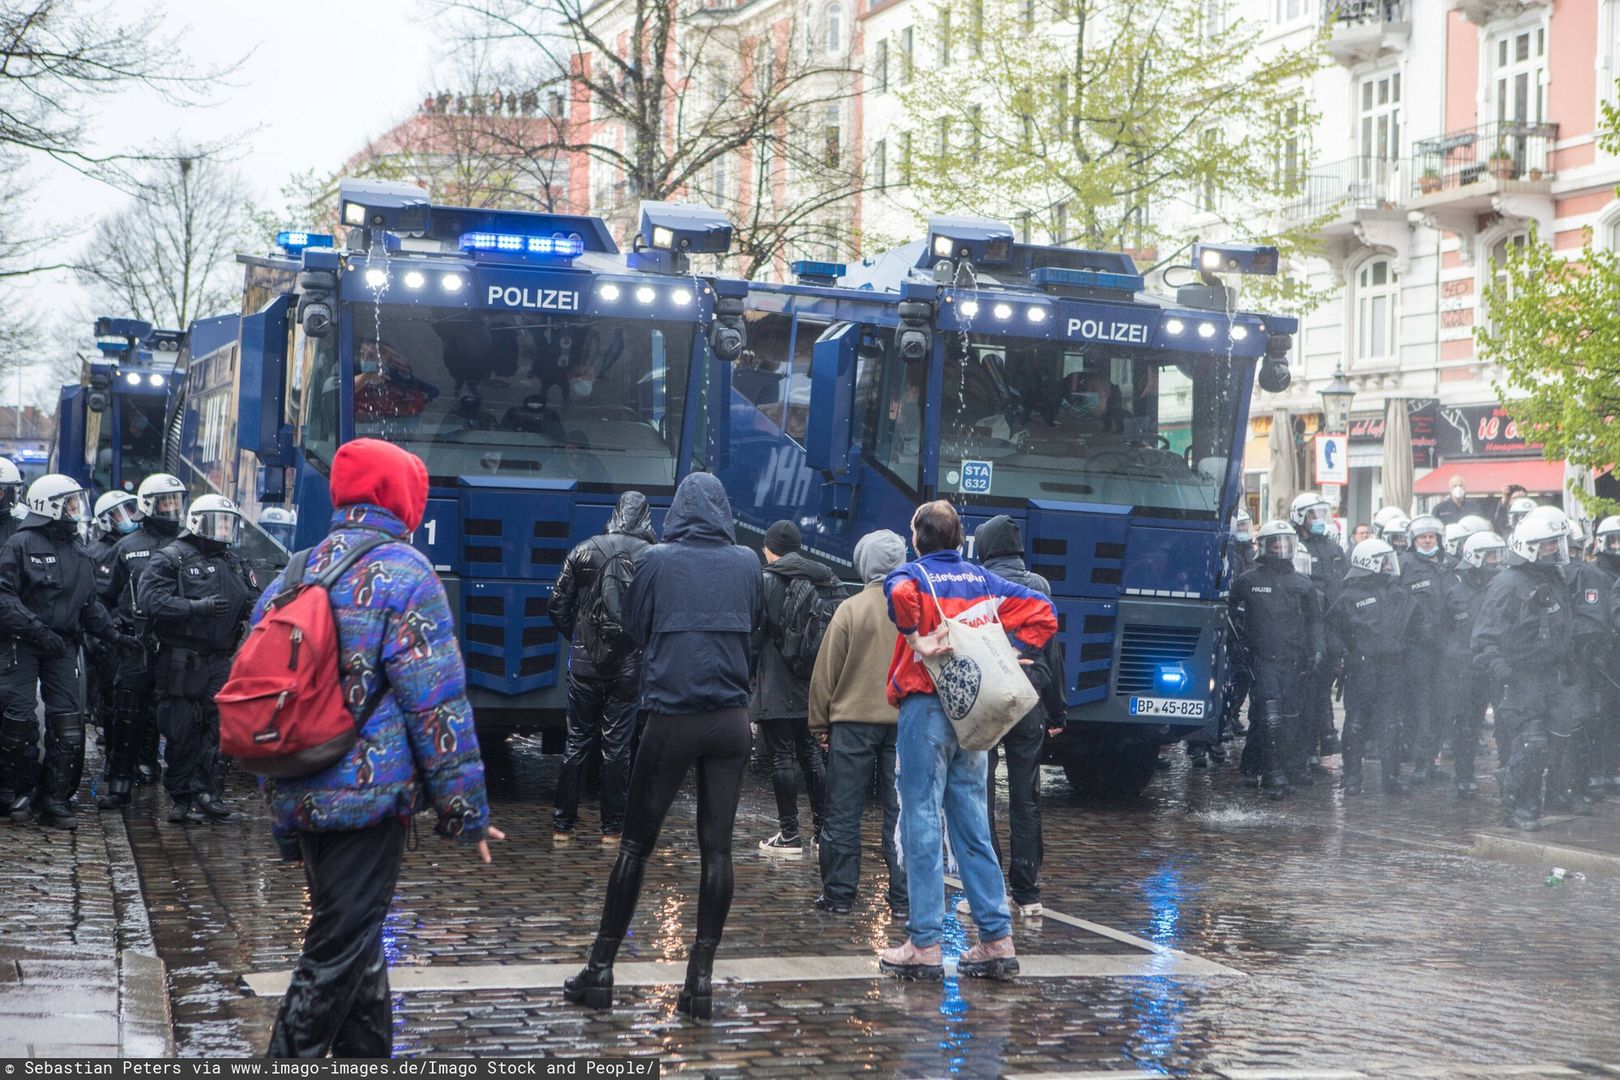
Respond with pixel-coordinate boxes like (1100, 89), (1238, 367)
(562, 936), (619, 1010)
(677, 938), (718, 1021)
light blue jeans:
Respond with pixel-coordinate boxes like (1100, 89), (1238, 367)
(896, 693), (1012, 947)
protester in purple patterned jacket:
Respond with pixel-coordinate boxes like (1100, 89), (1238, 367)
(258, 438), (505, 1058)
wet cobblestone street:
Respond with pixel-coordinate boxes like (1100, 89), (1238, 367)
(111, 734), (1620, 1076)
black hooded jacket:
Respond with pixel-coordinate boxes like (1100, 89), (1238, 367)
(548, 490), (656, 643)
(755, 548), (842, 720)
(974, 515), (1067, 726)
(103, 517), (181, 627)
(0, 517), (118, 643)
(623, 473), (764, 715)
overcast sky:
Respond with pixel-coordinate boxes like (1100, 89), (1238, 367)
(15, 0), (449, 396)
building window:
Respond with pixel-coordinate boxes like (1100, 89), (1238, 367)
(1275, 102), (1301, 195)
(1200, 129), (1217, 212)
(937, 116), (950, 156)
(1359, 72), (1401, 162)
(967, 104), (981, 156)
(1355, 258), (1399, 362)
(1274, 0), (1305, 21)
(712, 155), (730, 205)
(900, 27), (913, 85)
(874, 39), (888, 94)
(1493, 25), (1547, 126)
(824, 105), (842, 167)
(970, 0), (983, 55)
(900, 131), (913, 185)
(872, 138), (887, 189)
(1018, 212), (1032, 243)
(826, 3), (843, 54)
(1607, 214), (1620, 251)
(1052, 201), (1067, 244)
(1492, 230), (1529, 295)
(939, 9), (952, 65)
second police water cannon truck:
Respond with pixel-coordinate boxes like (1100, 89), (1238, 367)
(53, 317), (185, 496)
(728, 219), (1295, 794)
(165, 178), (749, 738)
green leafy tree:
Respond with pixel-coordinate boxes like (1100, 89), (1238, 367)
(1476, 94), (1620, 517)
(892, 0), (1327, 312)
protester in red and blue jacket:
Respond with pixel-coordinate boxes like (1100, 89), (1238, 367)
(255, 438), (504, 1059)
(879, 500), (1056, 984)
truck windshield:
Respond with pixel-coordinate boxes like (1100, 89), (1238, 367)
(352, 309), (693, 487)
(937, 332), (1242, 513)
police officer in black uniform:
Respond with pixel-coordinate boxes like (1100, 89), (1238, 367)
(1328, 538), (1415, 796)
(98, 473), (188, 808)
(1228, 520), (1322, 800)
(1400, 514), (1449, 782)
(547, 490), (656, 841)
(1290, 493), (1346, 764)
(1440, 531), (1506, 799)
(138, 494), (259, 823)
(0, 476), (130, 827)
(87, 492), (140, 743)
(1472, 514), (1574, 832)
(1550, 513), (1607, 812)
(1593, 516), (1620, 795)
(1221, 509), (1256, 747)
(0, 457), (24, 548)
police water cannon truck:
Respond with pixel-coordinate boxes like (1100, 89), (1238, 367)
(724, 219), (1295, 794)
(53, 317), (184, 496)
(166, 178), (749, 736)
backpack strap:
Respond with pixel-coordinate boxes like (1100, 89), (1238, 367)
(312, 535), (393, 591)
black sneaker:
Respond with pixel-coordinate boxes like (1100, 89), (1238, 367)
(813, 895), (852, 915)
(191, 794), (233, 823)
(758, 833), (804, 859)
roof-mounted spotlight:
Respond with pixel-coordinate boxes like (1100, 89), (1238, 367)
(640, 202), (734, 255)
(1191, 242), (1280, 276)
(920, 215), (1014, 269)
(337, 178), (432, 236)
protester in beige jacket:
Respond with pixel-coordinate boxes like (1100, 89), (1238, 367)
(809, 529), (908, 916)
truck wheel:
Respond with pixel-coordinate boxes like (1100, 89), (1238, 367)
(1062, 741), (1161, 797)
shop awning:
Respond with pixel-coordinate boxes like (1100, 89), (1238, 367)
(1413, 458), (1564, 497)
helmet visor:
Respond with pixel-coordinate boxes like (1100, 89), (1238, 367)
(1261, 534), (1297, 560)
(1534, 536), (1569, 565)
(263, 522), (295, 548)
(100, 503), (140, 535)
(60, 491), (90, 524)
(193, 511), (241, 545)
(148, 491), (186, 522)
(1380, 552), (1401, 576)
(1603, 534), (1620, 555)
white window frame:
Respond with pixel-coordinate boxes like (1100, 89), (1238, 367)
(1352, 256), (1400, 365)
(1482, 16), (1549, 130)
(825, 2), (844, 56)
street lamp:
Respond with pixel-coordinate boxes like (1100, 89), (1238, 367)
(1319, 364), (1355, 434)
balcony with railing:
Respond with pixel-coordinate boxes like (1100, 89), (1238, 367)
(1278, 156), (1411, 266)
(1409, 119), (1557, 212)
(1446, 0), (1549, 28)
(1322, 0), (1410, 67)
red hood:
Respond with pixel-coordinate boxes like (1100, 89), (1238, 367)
(329, 438), (429, 531)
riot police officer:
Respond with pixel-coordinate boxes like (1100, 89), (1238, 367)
(0, 476), (128, 827)
(0, 458), (23, 548)
(98, 473), (188, 807)
(1328, 539), (1415, 796)
(1441, 532), (1506, 798)
(1593, 516), (1620, 794)
(1505, 496), (1538, 535)
(1546, 512), (1607, 812)
(1401, 514), (1449, 781)
(1221, 509), (1256, 744)
(1472, 514), (1574, 831)
(1228, 520), (1322, 800)
(86, 492), (140, 743)
(259, 505), (296, 550)
(1290, 493), (1345, 763)
(138, 495), (259, 823)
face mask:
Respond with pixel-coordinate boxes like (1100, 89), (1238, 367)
(571, 379), (594, 399)
(1415, 544), (1437, 558)
(1308, 520), (1327, 536)
(1450, 485), (1466, 500)
(113, 518), (139, 535)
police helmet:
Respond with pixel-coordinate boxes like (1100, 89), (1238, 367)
(25, 475), (90, 524)
(1508, 514), (1568, 566)
(1255, 519), (1297, 562)
(1595, 515), (1620, 555)
(1290, 492), (1331, 535)
(1443, 522), (1470, 558)
(137, 473), (188, 522)
(1457, 514), (1493, 535)
(1372, 505), (1407, 531)
(1232, 508), (1253, 542)
(1507, 495), (1538, 530)
(0, 457), (21, 496)
(1347, 538), (1400, 579)
(1407, 514), (1444, 556)
(1459, 531), (1507, 571)
(185, 494), (242, 546)
(94, 490), (140, 536)
(1380, 513), (1411, 550)
(259, 505), (296, 549)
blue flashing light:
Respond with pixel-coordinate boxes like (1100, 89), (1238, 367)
(1193, 242), (1280, 276)
(1154, 662), (1190, 693)
(791, 260), (846, 283)
(1031, 266), (1145, 293)
(459, 231), (585, 258)
(275, 230), (335, 254)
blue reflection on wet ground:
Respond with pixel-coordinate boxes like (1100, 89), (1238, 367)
(1123, 865), (1189, 1074)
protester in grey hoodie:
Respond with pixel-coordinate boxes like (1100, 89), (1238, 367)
(808, 529), (909, 915)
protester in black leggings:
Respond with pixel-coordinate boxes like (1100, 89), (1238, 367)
(564, 473), (764, 1021)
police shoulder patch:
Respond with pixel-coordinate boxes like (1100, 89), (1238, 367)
(1585, 589), (1599, 605)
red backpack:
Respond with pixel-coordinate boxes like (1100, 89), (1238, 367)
(217, 536), (391, 779)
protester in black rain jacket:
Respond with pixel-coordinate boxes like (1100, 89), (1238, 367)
(0, 477), (128, 827)
(547, 491), (656, 840)
(1472, 517), (1574, 831)
(1229, 521), (1323, 800)
(752, 520), (838, 856)
(1327, 539), (1416, 796)
(973, 515), (1064, 911)
(1438, 532), (1506, 798)
(1399, 515), (1450, 781)
(138, 496), (261, 824)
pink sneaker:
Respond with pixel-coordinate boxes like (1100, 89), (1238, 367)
(878, 940), (944, 981)
(957, 935), (1019, 980)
